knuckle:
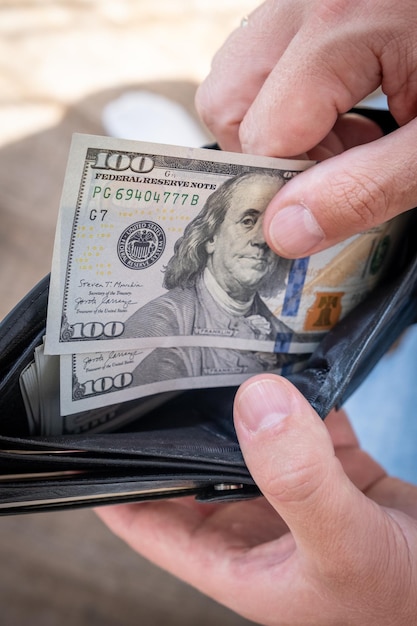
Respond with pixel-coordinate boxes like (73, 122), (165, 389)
(194, 82), (214, 125)
(195, 81), (239, 135)
(239, 108), (275, 155)
(238, 114), (254, 149)
(327, 170), (391, 232)
(261, 451), (328, 506)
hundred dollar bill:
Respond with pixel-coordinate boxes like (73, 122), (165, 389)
(19, 342), (183, 434)
(45, 134), (408, 356)
(60, 345), (308, 415)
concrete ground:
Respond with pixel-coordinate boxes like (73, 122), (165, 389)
(0, 2), (260, 624)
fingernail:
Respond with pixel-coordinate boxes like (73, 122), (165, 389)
(268, 204), (325, 256)
(236, 377), (291, 433)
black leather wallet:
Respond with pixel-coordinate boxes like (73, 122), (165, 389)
(0, 108), (416, 515)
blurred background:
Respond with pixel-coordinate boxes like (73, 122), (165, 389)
(0, 1), (261, 624)
(0, 0), (260, 317)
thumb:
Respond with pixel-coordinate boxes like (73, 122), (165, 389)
(262, 121), (417, 258)
(233, 374), (384, 569)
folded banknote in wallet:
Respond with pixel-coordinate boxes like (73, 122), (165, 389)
(0, 107), (416, 515)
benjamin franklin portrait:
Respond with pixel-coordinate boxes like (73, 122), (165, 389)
(124, 170), (298, 384)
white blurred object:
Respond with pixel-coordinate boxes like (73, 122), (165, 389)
(102, 91), (210, 147)
(358, 88), (388, 111)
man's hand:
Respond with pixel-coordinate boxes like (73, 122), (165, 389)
(195, 0), (417, 257)
(96, 374), (417, 625)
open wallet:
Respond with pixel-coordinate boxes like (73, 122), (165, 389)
(0, 107), (417, 515)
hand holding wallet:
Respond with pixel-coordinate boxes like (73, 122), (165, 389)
(0, 108), (416, 515)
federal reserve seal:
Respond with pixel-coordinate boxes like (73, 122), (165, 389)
(117, 221), (166, 269)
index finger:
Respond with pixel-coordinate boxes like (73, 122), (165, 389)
(196, 0), (382, 157)
(195, 0), (303, 152)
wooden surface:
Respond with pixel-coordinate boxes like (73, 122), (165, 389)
(0, 2), (260, 624)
